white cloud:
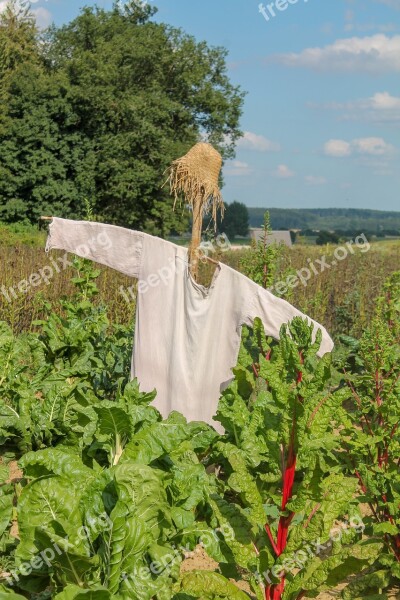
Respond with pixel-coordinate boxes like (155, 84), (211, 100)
(225, 160), (253, 177)
(31, 7), (52, 29)
(237, 131), (280, 152)
(352, 137), (395, 155)
(324, 137), (395, 157)
(0, 0), (25, 12)
(339, 90), (400, 113)
(324, 140), (352, 157)
(305, 175), (327, 185)
(273, 34), (400, 73)
(310, 92), (400, 125)
(0, 1), (52, 28)
(274, 164), (295, 179)
(370, 91), (400, 109)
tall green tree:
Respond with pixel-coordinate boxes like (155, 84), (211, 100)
(0, 1), (245, 235)
(0, 3), (89, 222)
(0, 0), (51, 222)
(0, 0), (38, 90)
(203, 201), (249, 238)
(0, 0), (38, 133)
(221, 201), (249, 238)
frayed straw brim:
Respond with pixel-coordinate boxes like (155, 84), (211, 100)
(165, 142), (224, 223)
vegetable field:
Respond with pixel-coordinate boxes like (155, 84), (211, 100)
(0, 240), (400, 599)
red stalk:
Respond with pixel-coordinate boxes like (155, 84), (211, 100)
(265, 356), (303, 600)
(265, 523), (279, 557)
(354, 470), (367, 494)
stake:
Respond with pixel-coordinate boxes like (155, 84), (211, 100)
(189, 189), (204, 281)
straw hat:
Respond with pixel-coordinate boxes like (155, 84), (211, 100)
(165, 142), (224, 224)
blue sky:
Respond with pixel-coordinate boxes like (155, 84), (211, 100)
(24, 0), (400, 210)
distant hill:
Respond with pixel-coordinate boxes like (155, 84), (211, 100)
(248, 208), (400, 232)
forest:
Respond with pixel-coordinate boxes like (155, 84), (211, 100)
(0, 1), (244, 235)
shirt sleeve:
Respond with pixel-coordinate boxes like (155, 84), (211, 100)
(244, 286), (334, 357)
(45, 217), (143, 278)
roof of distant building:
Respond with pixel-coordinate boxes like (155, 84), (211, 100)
(250, 229), (293, 247)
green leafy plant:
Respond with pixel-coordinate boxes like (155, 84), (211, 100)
(0, 259), (133, 453)
(8, 410), (217, 599)
(240, 212), (285, 290)
(340, 272), (400, 598)
(200, 319), (380, 600)
(2, 227), (400, 599)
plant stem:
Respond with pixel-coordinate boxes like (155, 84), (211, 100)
(265, 358), (302, 600)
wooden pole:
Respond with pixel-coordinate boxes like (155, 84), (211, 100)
(189, 191), (204, 281)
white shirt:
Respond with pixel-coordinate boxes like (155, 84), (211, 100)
(46, 218), (334, 428)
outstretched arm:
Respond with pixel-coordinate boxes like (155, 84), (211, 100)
(45, 217), (144, 278)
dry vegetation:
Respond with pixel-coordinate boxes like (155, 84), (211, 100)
(1, 236), (399, 339)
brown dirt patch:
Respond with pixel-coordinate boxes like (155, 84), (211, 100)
(180, 546), (219, 574)
(7, 460), (23, 484)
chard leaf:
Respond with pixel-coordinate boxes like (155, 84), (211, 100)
(34, 527), (100, 587)
(0, 486), (13, 538)
(176, 571), (252, 599)
(391, 562), (400, 579)
(16, 474), (89, 562)
(215, 386), (250, 437)
(373, 522), (399, 535)
(120, 379), (156, 407)
(92, 402), (134, 465)
(168, 462), (208, 513)
(79, 470), (115, 543)
(231, 366), (254, 400)
(285, 474), (358, 554)
(120, 422), (190, 465)
(342, 569), (392, 599)
(206, 493), (256, 569)
(107, 463), (171, 596)
(19, 447), (94, 480)
(213, 442), (265, 529)
(0, 585), (28, 599)
(53, 584), (112, 599)
(0, 465), (9, 482)
(283, 541), (382, 598)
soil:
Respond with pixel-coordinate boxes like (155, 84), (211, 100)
(7, 460), (23, 484)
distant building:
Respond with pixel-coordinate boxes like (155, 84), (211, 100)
(250, 229), (293, 247)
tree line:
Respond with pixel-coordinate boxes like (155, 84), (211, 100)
(0, 0), (244, 236)
(248, 208), (400, 233)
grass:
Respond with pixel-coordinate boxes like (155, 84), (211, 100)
(1, 224), (399, 340)
(0, 222), (47, 247)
